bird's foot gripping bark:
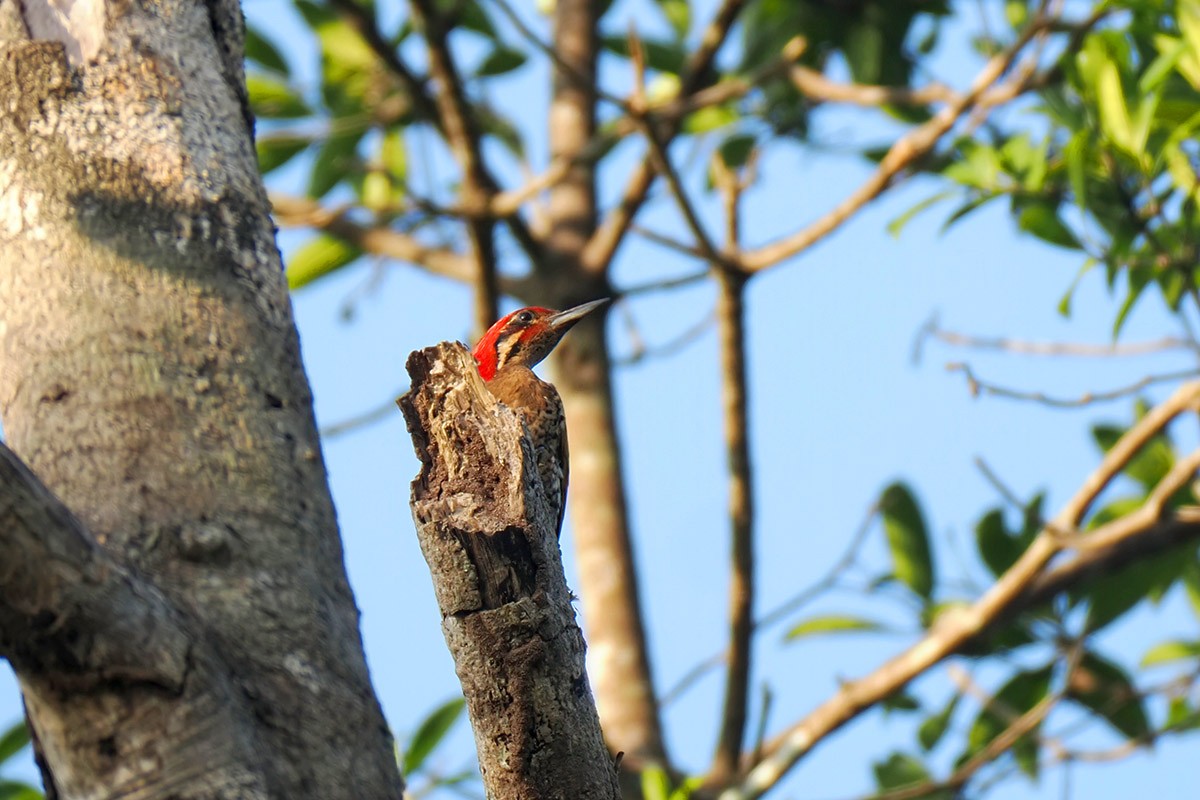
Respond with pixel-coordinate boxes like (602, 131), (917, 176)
(398, 342), (620, 800)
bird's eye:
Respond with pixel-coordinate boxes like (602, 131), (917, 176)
(517, 311), (534, 324)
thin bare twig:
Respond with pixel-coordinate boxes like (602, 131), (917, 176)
(914, 315), (1200, 361)
(409, 0), (501, 332)
(617, 268), (710, 299)
(271, 194), (476, 283)
(485, 0), (627, 109)
(947, 362), (1199, 408)
(614, 309), (714, 367)
(582, 0), (749, 273)
(319, 396), (402, 438)
(627, 27), (728, 272)
(739, 11), (1079, 273)
(721, 382), (1200, 800)
(661, 503), (877, 709)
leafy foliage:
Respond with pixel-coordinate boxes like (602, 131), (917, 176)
(0, 721), (39, 800)
(894, 0), (1200, 337)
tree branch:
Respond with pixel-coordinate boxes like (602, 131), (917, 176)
(0, 444), (189, 685)
(408, 0), (501, 331)
(739, 14), (1059, 273)
(581, 0), (748, 273)
(720, 381), (1200, 800)
(270, 194), (482, 284)
(913, 316), (1200, 359)
(398, 343), (620, 799)
(709, 271), (755, 784)
(946, 362), (1199, 408)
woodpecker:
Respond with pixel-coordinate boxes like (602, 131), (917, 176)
(472, 298), (609, 538)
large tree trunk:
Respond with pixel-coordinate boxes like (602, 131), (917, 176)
(0, 1), (401, 797)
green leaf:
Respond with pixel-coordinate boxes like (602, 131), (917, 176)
(942, 141), (1001, 189)
(1183, 561), (1200, 620)
(717, 134), (756, 170)
(0, 780), (42, 800)
(683, 105), (737, 134)
(784, 614), (885, 641)
(939, 193), (999, 232)
(308, 132), (364, 199)
(441, 0), (498, 39)
(601, 35), (686, 75)
(887, 190), (956, 238)
(966, 666), (1051, 778)
(1057, 259), (1097, 317)
(881, 691), (921, 714)
(1081, 546), (1184, 631)
(476, 106), (525, 157)
(245, 26), (290, 75)
(975, 509), (1018, 579)
(880, 482), (935, 600)
(1091, 420), (1174, 491)
(1141, 639), (1200, 667)
(1016, 200), (1079, 249)
(245, 75), (310, 119)
(256, 135), (310, 175)
(872, 752), (945, 798)
(641, 764), (672, 800)
(1096, 57), (1135, 154)
(0, 721), (29, 766)
(286, 235), (363, 290)
(475, 46), (528, 77)
(1064, 130), (1090, 212)
(653, 0), (690, 38)
(1113, 266), (1150, 338)
(402, 697), (465, 776)
(918, 695), (959, 752)
(381, 129), (407, 184)
(1068, 651), (1149, 740)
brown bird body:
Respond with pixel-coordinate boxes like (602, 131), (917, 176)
(472, 299), (608, 537)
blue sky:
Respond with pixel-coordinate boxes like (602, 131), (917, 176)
(4, 1), (1200, 797)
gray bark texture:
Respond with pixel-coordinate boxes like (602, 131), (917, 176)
(399, 343), (620, 800)
(0, 1), (402, 798)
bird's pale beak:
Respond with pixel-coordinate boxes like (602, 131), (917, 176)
(546, 298), (610, 332)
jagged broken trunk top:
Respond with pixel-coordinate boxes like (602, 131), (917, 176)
(400, 343), (620, 800)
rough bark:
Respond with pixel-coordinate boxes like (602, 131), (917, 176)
(0, 1), (400, 797)
(399, 342), (619, 800)
(545, 0), (668, 768)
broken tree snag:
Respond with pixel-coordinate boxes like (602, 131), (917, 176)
(399, 342), (620, 800)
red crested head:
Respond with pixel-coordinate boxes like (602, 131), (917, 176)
(472, 299), (610, 381)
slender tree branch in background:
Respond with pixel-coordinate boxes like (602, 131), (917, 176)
(709, 165), (755, 784)
(854, 655), (1073, 800)
(617, 267), (710, 299)
(721, 382), (1200, 800)
(408, 0), (501, 332)
(582, 0), (748, 273)
(271, 194), (480, 283)
(626, 28), (727, 272)
(946, 362), (1200, 408)
(486, 0), (629, 110)
(319, 395), (405, 439)
(614, 307), (714, 367)
(913, 315), (1200, 362)
(740, 12), (1062, 273)
(661, 502), (877, 710)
